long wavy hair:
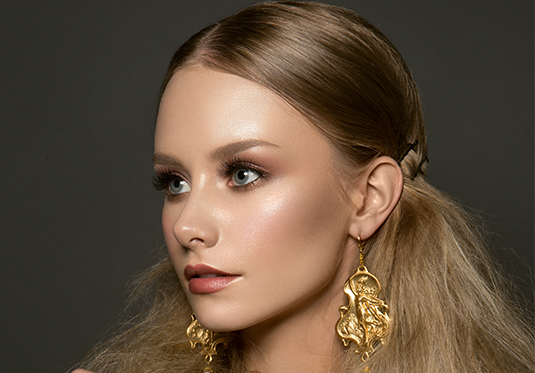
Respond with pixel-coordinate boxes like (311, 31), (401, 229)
(77, 2), (534, 372)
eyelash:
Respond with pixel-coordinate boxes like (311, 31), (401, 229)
(152, 156), (269, 195)
(152, 171), (186, 194)
(220, 155), (269, 190)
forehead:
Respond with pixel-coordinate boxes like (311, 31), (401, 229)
(155, 67), (331, 159)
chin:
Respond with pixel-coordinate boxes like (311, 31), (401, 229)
(193, 309), (244, 332)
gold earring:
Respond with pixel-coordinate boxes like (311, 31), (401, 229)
(335, 236), (390, 371)
(186, 314), (231, 372)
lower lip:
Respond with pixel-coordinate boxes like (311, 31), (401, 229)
(188, 276), (239, 294)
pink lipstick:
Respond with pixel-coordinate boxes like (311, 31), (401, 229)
(185, 264), (239, 294)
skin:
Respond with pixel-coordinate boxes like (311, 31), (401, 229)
(73, 66), (403, 373)
(155, 66), (357, 330)
(153, 66), (402, 372)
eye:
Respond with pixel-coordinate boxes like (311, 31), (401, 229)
(232, 168), (261, 186)
(169, 177), (191, 194)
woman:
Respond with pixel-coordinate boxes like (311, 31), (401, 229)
(74, 2), (534, 372)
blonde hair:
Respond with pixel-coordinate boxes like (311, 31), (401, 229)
(77, 2), (534, 372)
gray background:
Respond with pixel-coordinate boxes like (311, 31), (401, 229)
(1, 1), (532, 372)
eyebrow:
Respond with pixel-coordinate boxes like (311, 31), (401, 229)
(153, 139), (279, 166)
(209, 139), (278, 161)
(152, 153), (186, 168)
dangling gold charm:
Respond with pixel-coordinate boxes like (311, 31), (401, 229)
(186, 314), (231, 372)
(336, 237), (390, 368)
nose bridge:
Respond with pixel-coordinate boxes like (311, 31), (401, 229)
(172, 180), (219, 250)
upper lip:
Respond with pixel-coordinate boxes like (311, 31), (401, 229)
(184, 264), (235, 280)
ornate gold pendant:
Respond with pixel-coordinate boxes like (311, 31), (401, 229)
(335, 265), (390, 360)
(186, 314), (231, 372)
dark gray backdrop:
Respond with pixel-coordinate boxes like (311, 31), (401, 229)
(1, 1), (533, 372)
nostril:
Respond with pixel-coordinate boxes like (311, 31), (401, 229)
(180, 237), (207, 252)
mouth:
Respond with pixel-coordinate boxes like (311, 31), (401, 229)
(184, 263), (235, 280)
(185, 264), (240, 294)
(194, 274), (222, 278)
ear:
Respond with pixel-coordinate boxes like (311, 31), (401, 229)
(347, 156), (403, 240)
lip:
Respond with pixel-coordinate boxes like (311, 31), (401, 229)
(185, 264), (240, 294)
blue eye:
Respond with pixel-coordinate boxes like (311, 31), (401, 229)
(169, 178), (191, 194)
(232, 168), (261, 186)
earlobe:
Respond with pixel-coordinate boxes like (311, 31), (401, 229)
(348, 156), (403, 240)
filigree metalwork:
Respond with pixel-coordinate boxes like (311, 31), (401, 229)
(186, 314), (231, 372)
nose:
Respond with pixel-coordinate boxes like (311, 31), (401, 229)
(170, 191), (219, 251)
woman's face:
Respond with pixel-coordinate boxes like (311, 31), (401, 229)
(154, 66), (358, 332)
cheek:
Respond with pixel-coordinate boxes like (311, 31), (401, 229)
(232, 181), (347, 265)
